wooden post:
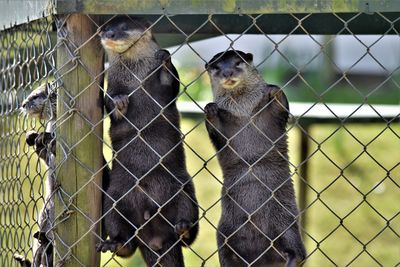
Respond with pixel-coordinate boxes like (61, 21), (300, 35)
(55, 14), (104, 266)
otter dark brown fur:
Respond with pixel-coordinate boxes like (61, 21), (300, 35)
(19, 83), (109, 267)
(14, 83), (58, 267)
(204, 50), (306, 267)
(96, 16), (199, 267)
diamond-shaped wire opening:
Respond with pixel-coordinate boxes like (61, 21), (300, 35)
(1, 10), (400, 267)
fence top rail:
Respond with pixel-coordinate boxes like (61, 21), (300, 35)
(0, 0), (54, 29)
(55, 0), (400, 14)
(178, 101), (400, 123)
(1, 1), (400, 34)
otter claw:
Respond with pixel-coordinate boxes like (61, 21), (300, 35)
(204, 103), (219, 118)
(112, 94), (129, 119)
(269, 87), (282, 100)
(113, 95), (129, 109)
(96, 240), (123, 253)
(155, 49), (171, 62)
(266, 86), (288, 110)
(175, 220), (192, 239)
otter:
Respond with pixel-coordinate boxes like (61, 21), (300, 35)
(204, 50), (306, 267)
(21, 82), (57, 122)
(22, 82), (57, 166)
(96, 16), (199, 267)
(21, 83), (57, 167)
(14, 231), (53, 267)
(17, 81), (111, 267)
(14, 83), (57, 267)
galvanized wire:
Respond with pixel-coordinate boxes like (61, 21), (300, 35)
(0, 11), (399, 267)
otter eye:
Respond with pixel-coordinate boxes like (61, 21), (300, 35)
(235, 61), (242, 67)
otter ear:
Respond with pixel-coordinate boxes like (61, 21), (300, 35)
(142, 19), (152, 29)
(244, 53), (253, 64)
(134, 16), (152, 29)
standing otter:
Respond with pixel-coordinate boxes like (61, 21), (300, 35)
(96, 16), (199, 266)
(204, 50), (306, 267)
(17, 81), (111, 266)
(22, 82), (57, 165)
(22, 82), (57, 166)
(14, 82), (57, 267)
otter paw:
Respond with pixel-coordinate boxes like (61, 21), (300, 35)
(267, 86), (288, 110)
(26, 131), (39, 146)
(13, 253), (32, 267)
(204, 103), (219, 118)
(96, 240), (124, 253)
(155, 49), (171, 62)
(33, 231), (50, 244)
(269, 86), (282, 100)
(175, 220), (193, 239)
(112, 94), (129, 120)
(35, 132), (53, 146)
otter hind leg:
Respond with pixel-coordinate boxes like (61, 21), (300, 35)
(96, 238), (137, 257)
(174, 219), (192, 239)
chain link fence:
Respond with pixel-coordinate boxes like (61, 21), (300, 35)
(1, 8), (399, 267)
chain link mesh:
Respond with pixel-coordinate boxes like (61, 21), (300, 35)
(0, 11), (399, 267)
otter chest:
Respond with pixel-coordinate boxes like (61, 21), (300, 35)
(108, 59), (158, 88)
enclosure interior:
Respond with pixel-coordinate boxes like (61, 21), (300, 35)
(0, 11), (399, 267)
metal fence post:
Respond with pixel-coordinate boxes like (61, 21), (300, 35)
(55, 14), (104, 266)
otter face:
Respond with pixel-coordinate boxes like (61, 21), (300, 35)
(21, 85), (50, 119)
(206, 50), (254, 90)
(99, 16), (152, 54)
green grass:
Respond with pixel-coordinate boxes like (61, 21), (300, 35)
(0, 115), (48, 263)
(100, 118), (400, 267)
(1, 114), (399, 266)
(301, 123), (400, 266)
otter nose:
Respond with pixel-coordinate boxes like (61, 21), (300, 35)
(105, 31), (115, 39)
(222, 70), (233, 78)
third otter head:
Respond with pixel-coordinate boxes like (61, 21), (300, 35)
(205, 50), (255, 91)
(21, 83), (56, 120)
(99, 16), (159, 59)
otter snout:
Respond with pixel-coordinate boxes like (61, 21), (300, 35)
(222, 69), (234, 78)
(104, 30), (116, 40)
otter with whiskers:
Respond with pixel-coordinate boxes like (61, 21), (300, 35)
(14, 82), (57, 267)
(96, 16), (199, 267)
(16, 80), (111, 266)
(204, 50), (306, 267)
